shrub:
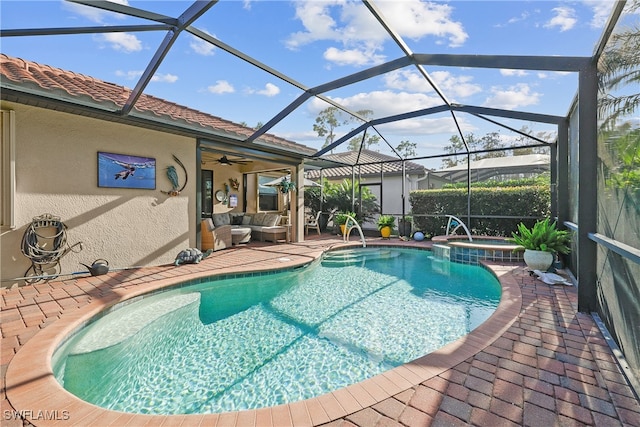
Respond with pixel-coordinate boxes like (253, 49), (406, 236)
(409, 185), (551, 237)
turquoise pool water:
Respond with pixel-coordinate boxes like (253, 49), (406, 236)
(53, 247), (501, 415)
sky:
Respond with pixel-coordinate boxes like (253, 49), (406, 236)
(0, 0), (618, 168)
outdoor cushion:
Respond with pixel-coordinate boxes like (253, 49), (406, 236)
(212, 213), (231, 227)
(251, 213), (266, 225)
(262, 214), (281, 227)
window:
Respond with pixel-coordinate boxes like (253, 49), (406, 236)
(258, 174), (279, 211)
(201, 170), (213, 218)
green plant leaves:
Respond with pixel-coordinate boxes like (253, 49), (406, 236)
(510, 218), (571, 254)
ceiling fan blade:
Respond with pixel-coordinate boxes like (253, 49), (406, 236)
(218, 155), (250, 165)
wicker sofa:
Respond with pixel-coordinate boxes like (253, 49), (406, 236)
(211, 212), (288, 242)
(201, 219), (232, 252)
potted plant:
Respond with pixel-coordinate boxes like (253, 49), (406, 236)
(377, 215), (396, 239)
(335, 211), (356, 235)
(510, 218), (571, 271)
(276, 176), (296, 194)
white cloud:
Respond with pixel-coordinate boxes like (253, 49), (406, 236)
(500, 69), (528, 77)
(286, 1), (345, 50)
(63, 0), (130, 23)
(115, 70), (177, 83)
(507, 11), (530, 25)
(483, 84), (541, 110)
(190, 32), (216, 56)
(151, 74), (178, 83)
(383, 69), (481, 100)
(374, 116), (459, 136)
(324, 47), (384, 66)
(376, 0), (468, 47)
(115, 70), (142, 80)
(544, 7), (577, 32)
(430, 71), (482, 99)
(536, 71), (572, 80)
(207, 80), (235, 94)
(583, 0), (616, 28)
(308, 90), (443, 122)
(99, 33), (142, 53)
(286, 0), (467, 67)
(255, 83), (280, 97)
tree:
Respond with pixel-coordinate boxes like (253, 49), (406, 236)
(596, 5), (640, 194)
(396, 140), (417, 158)
(347, 133), (381, 151)
(479, 131), (506, 158)
(345, 109), (380, 151)
(598, 18), (640, 128)
(441, 131), (536, 168)
(314, 108), (380, 152)
(511, 125), (552, 155)
(323, 179), (379, 223)
(239, 121), (264, 130)
(441, 133), (481, 167)
(313, 107), (342, 150)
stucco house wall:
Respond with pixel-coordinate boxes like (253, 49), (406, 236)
(1, 101), (196, 287)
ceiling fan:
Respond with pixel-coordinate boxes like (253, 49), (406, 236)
(216, 155), (250, 165)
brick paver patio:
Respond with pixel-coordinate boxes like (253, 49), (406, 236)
(2, 236), (639, 426)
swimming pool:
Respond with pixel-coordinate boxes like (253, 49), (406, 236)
(52, 247), (501, 415)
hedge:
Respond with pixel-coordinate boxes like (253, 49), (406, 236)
(409, 185), (551, 238)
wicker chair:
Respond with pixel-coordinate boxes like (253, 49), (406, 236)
(201, 219), (232, 251)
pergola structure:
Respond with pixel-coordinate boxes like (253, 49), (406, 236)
(2, 1), (639, 383)
(0, 0), (621, 302)
(0, 1), (598, 163)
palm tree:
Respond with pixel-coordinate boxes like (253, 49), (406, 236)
(597, 1), (640, 193)
(597, 1), (640, 128)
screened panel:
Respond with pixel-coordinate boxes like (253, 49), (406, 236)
(594, 2), (640, 386)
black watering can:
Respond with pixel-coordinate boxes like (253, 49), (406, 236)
(81, 259), (109, 276)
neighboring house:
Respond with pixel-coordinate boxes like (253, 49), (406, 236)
(0, 54), (315, 286)
(306, 149), (448, 229)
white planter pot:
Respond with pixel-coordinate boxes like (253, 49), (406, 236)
(524, 249), (554, 271)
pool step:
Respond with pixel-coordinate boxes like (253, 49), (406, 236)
(432, 244), (451, 261)
(322, 249), (399, 266)
(68, 293), (200, 354)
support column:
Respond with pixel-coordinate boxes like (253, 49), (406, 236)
(577, 62), (598, 313)
(294, 165), (305, 243)
(556, 120), (569, 225)
(196, 141), (203, 247)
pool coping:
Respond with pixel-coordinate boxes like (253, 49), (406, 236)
(5, 245), (522, 427)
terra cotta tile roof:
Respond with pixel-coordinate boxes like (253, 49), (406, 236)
(306, 149), (427, 179)
(0, 54), (315, 155)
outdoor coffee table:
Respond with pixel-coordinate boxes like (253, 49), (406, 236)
(261, 225), (290, 243)
(231, 227), (251, 245)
